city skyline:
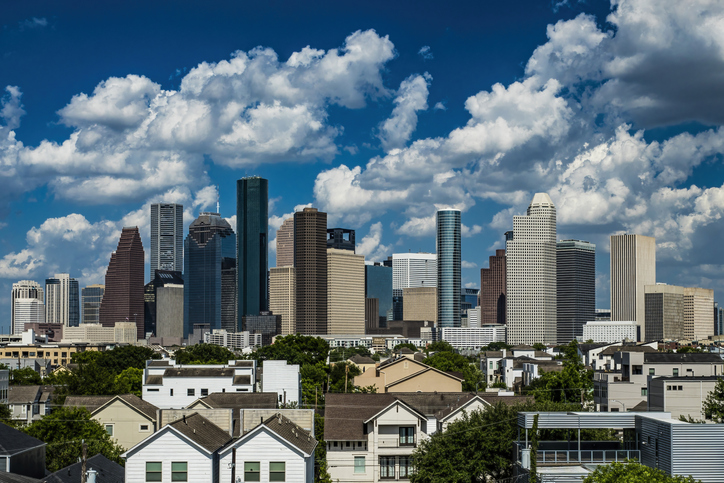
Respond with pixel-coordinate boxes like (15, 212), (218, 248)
(1, 0), (724, 327)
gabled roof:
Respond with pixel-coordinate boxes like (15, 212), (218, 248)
(385, 366), (464, 389)
(65, 394), (158, 421)
(168, 413), (233, 453)
(0, 473), (41, 483)
(0, 422), (45, 456)
(378, 355), (427, 371)
(7, 385), (41, 404)
(436, 394), (489, 421)
(44, 454), (124, 483)
(260, 413), (317, 456)
(363, 399), (427, 424)
(644, 352), (723, 363)
(348, 355), (375, 365)
(577, 343), (610, 353)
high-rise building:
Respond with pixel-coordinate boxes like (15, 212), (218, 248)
(327, 248), (365, 335)
(645, 284), (684, 341)
(461, 288), (479, 314)
(156, 283), (184, 339)
(144, 271), (183, 336)
(45, 274), (80, 328)
(327, 228), (355, 252)
(506, 193), (557, 345)
(99, 227), (145, 339)
(81, 284), (105, 325)
(150, 203), (183, 280)
(684, 287), (715, 341)
(556, 239), (596, 343)
(294, 207), (327, 335)
(11, 280), (43, 334)
(610, 234), (656, 341)
(243, 312), (281, 346)
(365, 298), (380, 332)
(392, 253), (437, 320)
(403, 287), (437, 322)
(269, 267), (296, 335)
(275, 217), (294, 268)
(183, 212), (236, 337)
(365, 263), (393, 325)
(13, 299), (45, 334)
(480, 249), (506, 325)
(236, 177), (269, 327)
(437, 209), (461, 328)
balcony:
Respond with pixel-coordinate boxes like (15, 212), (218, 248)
(379, 437), (416, 448)
(516, 442), (639, 467)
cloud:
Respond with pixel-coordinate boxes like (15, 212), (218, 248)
(418, 46), (433, 60)
(19, 17), (48, 30)
(378, 73), (431, 151)
(433, 102), (446, 111)
(461, 260), (477, 268)
(356, 222), (392, 262)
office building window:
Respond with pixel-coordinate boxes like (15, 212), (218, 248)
(354, 456), (365, 474)
(269, 462), (285, 482)
(244, 462), (260, 482)
(380, 456), (395, 479)
(146, 462), (162, 482)
(171, 462), (187, 482)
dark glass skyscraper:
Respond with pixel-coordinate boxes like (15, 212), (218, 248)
(480, 249), (506, 325)
(436, 209), (461, 327)
(237, 177), (268, 328)
(556, 239), (595, 343)
(81, 284), (104, 324)
(150, 203), (183, 280)
(184, 212), (236, 337)
(365, 263), (392, 323)
(294, 207), (327, 335)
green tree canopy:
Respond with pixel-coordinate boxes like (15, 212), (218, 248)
(526, 340), (592, 404)
(426, 340), (455, 353)
(583, 460), (701, 483)
(114, 367), (143, 396)
(702, 377), (724, 422)
(328, 361), (361, 393)
(393, 343), (419, 352)
(23, 406), (124, 472)
(328, 346), (371, 363)
(423, 351), (484, 392)
(483, 342), (512, 352)
(72, 345), (158, 372)
(174, 343), (237, 365)
(253, 334), (329, 366)
(532, 343), (547, 351)
(11, 367), (42, 385)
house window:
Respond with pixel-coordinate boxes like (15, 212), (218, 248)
(105, 424), (114, 436)
(641, 388), (648, 396)
(346, 441), (350, 447)
(201, 388), (208, 397)
(171, 462), (187, 482)
(244, 462), (260, 482)
(354, 456), (365, 474)
(678, 386), (683, 391)
(146, 462), (162, 482)
(673, 368), (679, 376)
(649, 368), (655, 376)
(333, 442), (338, 447)
(399, 426), (415, 446)
(187, 389), (195, 397)
(380, 456), (395, 479)
(170, 389), (174, 396)
(399, 456), (412, 478)
(147, 388), (159, 392)
(269, 462), (285, 482)
(140, 424), (150, 431)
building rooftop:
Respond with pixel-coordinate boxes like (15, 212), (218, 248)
(168, 413), (233, 453)
(644, 353), (723, 363)
(0, 422), (45, 456)
(64, 394), (158, 421)
(260, 413), (317, 456)
(44, 454), (124, 483)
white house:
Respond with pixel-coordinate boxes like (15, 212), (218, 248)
(262, 360), (302, 406)
(142, 359), (256, 408)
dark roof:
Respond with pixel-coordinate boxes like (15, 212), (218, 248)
(577, 343), (609, 353)
(513, 345), (534, 350)
(413, 352), (426, 362)
(644, 353), (723, 363)
(0, 422), (45, 456)
(433, 394), (479, 419)
(599, 345), (656, 356)
(165, 367), (235, 377)
(261, 413), (317, 455)
(199, 392), (278, 409)
(348, 355), (376, 365)
(145, 375), (163, 385)
(233, 375), (251, 385)
(147, 360), (170, 366)
(397, 348), (415, 354)
(168, 413), (232, 452)
(0, 473), (41, 483)
(44, 454), (124, 483)
(630, 401), (648, 412)
(65, 394), (158, 420)
(235, 360), (254, 367)
(7, 385), (41, 404)
(482, 351), (504, 358)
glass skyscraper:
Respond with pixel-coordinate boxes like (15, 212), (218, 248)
(237, 177), (268, 328)
(184, 212), (236, 337)
(82, 284), (104, 324)
(365, 264), (393, 324)
(436, 209), (461, 327)
(150, 203), (183, 280)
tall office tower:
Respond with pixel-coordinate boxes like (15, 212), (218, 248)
(365, 298), (380, 332)
(99, 227), (145, 339)
(327, 248), (365, 335)
(294, 207), (327, 335)
(556, 240), (596, 343)
(392, 253), (437, 320)
(150, 203), (183, 280)
(480, 249), (506, 325)
(81, 284), (105, 325)
(237, 177), (269, 326)
(610, 234), (656, 341)
(327, 228), (355, 252)
(403, 287), (437, 322)
(269, 267), (296, 335)
(506, 193), (557, 345)
(156, 283), (184, 339)
(144, 271), (183, 336)
(13, 298), (45, 333)
(276, 217), (294, 268)
(437, 210), (461, 328)
(45, 274), (79, 327)
(243, 312), (281, 346)
(684, 287), (715, 341)
(461, 288), (479, 314)
(645, 284), (684, 341)
(221, 258), (237, 333)
(11, 280), (43, 334)
(365, 263), (393, 326)
(184, 212), (237, 337)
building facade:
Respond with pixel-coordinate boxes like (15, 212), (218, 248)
(150, 203), (183, 280)
(294, 207), (328, 335)
(402, 287), (437, 323)
(436, 210), (461, 328)
(440, 326), (506, 349)
(327, 228), (355, 252)
(365, 264), (393, 324)
(581, 320), (638, 343)
(13, 299), (45, 334)
(610, 234), (656, 341)
(156, 283), (184, 339)
(684, 286), (715, 341)
(45, 274), (79, 328)
(99, 227), (145, 338)
(236, 176), (269, 325)
(556, 239), (596, 344)
(269, 267), (296, 335)
(243, 312), (281, 345)
(392, 253), (436, 321)
(645, 284), (685, 341)
(327, 248), (365, 335)
(275, 217), (295, 268)
(11, 281), (44, 335)
(506, 193), (557, 345)
(480, 250), (506, 325)
(81, 284), (104, 325)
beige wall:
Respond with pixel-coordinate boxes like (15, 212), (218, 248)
(684, 287), (715, 341)
(355, 358), (462, 393)
(611, 234), (656, 341)
(387, 370), (462, 393)
(327, 249), (365, 335)
(156, 284), (184, 338)
(403, 287), (437, 323)
(94, 400), (155, 451)
(270, 267), (296, 335)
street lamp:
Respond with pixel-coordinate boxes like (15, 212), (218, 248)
(611, 399), (626, 412)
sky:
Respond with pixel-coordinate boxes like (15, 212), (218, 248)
(2, 0), (724, 331)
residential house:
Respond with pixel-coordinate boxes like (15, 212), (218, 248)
(591, 344), (656, 372)
(0, 370), (7, 403)
(648, 376), (722, 421)
(481, 347), (555, 389)
(185, 392), (279, 436)
(347, 355), (377, 374)
(353, 356), (463, 393)
(261, 360), (301, 406)
(0, 422), (46, 478)
(64, 394), (159, 450)
(43, 454), (125, 483)
(7, 386), (54, 425)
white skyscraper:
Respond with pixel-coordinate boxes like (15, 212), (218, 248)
(150, 203), (183, 279)
(11, 280), (44, 334)
(14, 299), (45, 333)
(506, 193), (557, 345)
(45, 273), (80, 327)
(392, 253), (437, 297)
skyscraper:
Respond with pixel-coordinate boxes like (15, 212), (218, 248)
(294, 207), (327, 335)
(556, 240), (596, 343)
(275, 217), (294, 268)
(392, 253), (437, 320)
(237, 177), (268, 326)
(645, 284), (684, 341)
(82, 284), (105, 325)
(327, 248), (365, 334)
(610, 234), (656, 341)
(45, 274), (79, 328)
(365, 263), (393, 324)
(150, 203), (183, 280)
(184, 212), (236, 337)
(437, 209), (461, 328)
(327, 228), (355, 252)
(99, 227), (145, 339)
(480, 249), (506, 325)
(143, 271), (183, 336)
(684, 287), (715, 341)
(506, 193), (557, 345)
(269, 266), (296, 335)
(11, 280), (44, 334)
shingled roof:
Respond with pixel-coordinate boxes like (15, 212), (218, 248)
(0, 422), (45, 456)
(348, 354), (376, 365)
(189, 392), (278, 437)
(599, 345), (656, 356)
(261, 413), (317, 456)
(44, 454), (124, 483)
(644, 352), (723, 363)
(7, 385), (43, 404)
(168, 413), (232, 453)
(65, 394), (158, 420)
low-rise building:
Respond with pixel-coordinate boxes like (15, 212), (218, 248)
(0, 341), (106, 367)
(582, 320), (639, 343)
(354, 356), (463, 393)
(648, 376), (721, 421)
(7, 385), (54, 425)
(439, 326), (506, 350)
(0, 422), (46, 478)
(261, 360), (301, 406)
(61, 322), (138, 344)
(204, 329), (262, 350)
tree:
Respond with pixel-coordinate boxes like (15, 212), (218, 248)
(66, 361), (117, 397)
(393, 343), (418, 352)
(328, 361), (361, 393)
(23, 406), (124, 472)
(423, 351), (484, 392)
(11, 367), (42, 385)
(328, 346), (371, 363)
(532, 343), (547, 352)
(702, 377), (724, 422)
(526, 340), (592, 405)
(677, 346), (703, 354)
(314, 414), (332, 483)
(426, 340), (454, 353)
(253, 335), (329, 366)
(174, 343), (236, 365)
(483, 342), (512, 352)
(583, 460), (701, 483)
(72, 345), (158, 372)
(114, 367), (143, 396)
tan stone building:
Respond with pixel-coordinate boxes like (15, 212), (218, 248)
(275, 217), (294, 268)
(403, 287), (437, 322)
(327, 248), (365, 335)
(269, 267), (296, 335)
(354, 356), (462, 393)
(645, 284), (685, 341)
(684, 287), (715, 341)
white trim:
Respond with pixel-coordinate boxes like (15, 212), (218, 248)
(363, 400), (426, 425)
(219, 423), (313, 459)
(121, 423), (215, 459)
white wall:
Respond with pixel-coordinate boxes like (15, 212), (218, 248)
(124, 430), (214, 483)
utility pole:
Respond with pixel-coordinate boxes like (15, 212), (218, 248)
(81, 440), (87, 483)
(345, 364), (349, 393)
(231, 447), (236, 483)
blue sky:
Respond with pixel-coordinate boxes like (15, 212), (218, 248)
(2, 0), (724, 330)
